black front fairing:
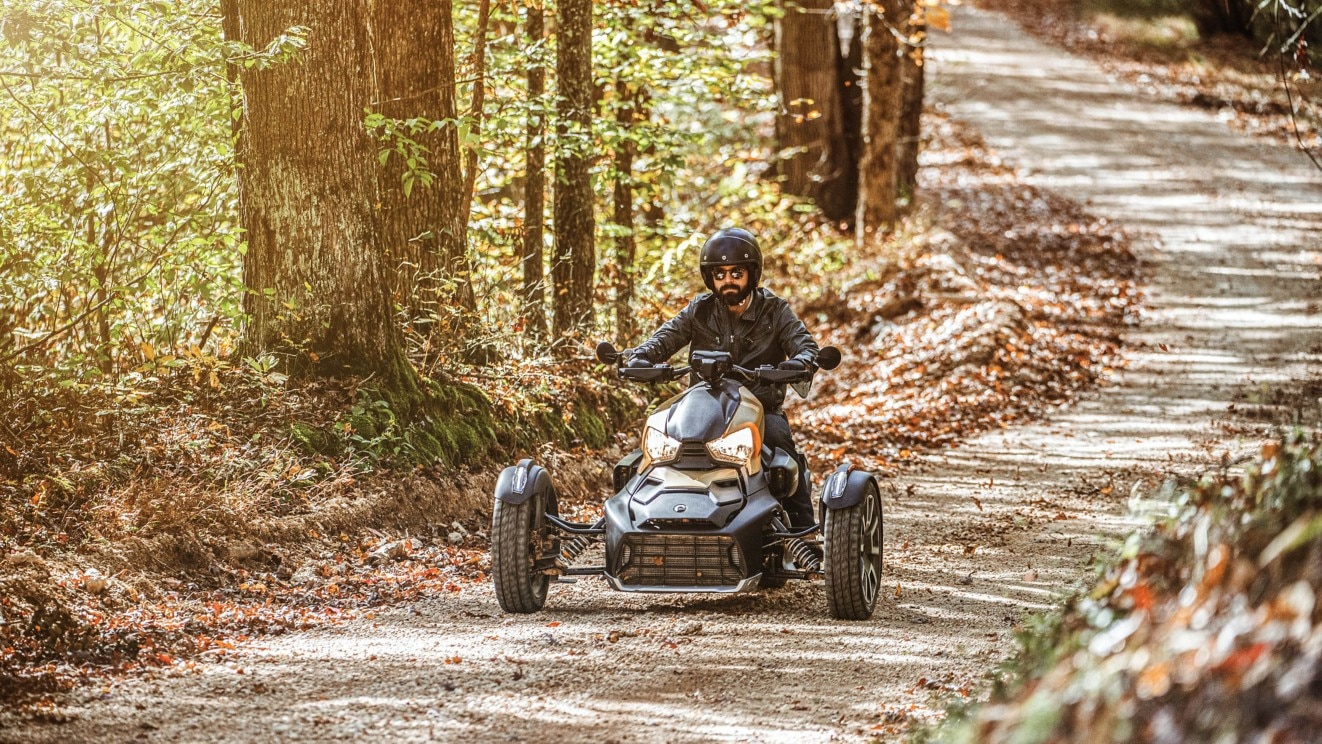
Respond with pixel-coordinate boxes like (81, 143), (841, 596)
(661, 379), (742, 442)
(601, 377), (777, 592)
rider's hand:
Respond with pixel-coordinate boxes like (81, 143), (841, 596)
(625, 355), (653, 369)
(777, 359), (807, 371)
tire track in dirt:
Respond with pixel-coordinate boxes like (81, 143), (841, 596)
(5, 7), (1321, 742)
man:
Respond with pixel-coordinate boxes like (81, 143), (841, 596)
(627, 227), (820, 528)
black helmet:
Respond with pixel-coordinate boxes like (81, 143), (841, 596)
(699, 227), (762, 292)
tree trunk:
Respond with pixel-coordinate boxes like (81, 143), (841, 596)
(855, 0), (904, 244)
(552, 0), (595, 346)
(774, 0), (857, 223)
(839, 8), (865, 225)
(522, 1), (548, 343)
(1192, 0), (1256, 37)
(371, 0), (475, 335)
(612, 83), (639, 347)
(232, 0), (406, 380)
(897, 14), (925, 211)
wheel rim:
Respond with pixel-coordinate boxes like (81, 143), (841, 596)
(527, 497), (549, 591)
(859, 486), (881, 606)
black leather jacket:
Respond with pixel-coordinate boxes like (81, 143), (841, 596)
(632, 287), (820, 414)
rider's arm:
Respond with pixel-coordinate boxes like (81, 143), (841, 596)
(775, 302), (820, 369)
(631, 297), (700, 363)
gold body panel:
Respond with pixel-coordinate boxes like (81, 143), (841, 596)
(642, 384), (765, 474)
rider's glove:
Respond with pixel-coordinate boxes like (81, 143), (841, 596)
(625, 354), (653, 369)
(777, 359), (807, 371)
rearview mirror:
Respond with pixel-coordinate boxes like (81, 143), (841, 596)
(817, 346), (842, 371)
(596, 341), (619, 364)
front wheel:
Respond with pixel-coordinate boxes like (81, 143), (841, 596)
(491, 492), (551, 613)
(824, 479), (882, 620)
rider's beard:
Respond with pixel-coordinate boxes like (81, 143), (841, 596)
(719, 284), (751, 307)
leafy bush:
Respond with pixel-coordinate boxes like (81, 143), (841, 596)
(927, 432), (1322, 743)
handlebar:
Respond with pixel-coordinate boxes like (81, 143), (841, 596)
(617, 362), (811, 385)
(598, 340), (838, 386)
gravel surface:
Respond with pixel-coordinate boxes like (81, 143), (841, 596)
(5, 7), (1321, 742)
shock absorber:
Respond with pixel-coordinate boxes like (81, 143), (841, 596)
(560, 534), (593, 564)
(786, 538), (822, 573)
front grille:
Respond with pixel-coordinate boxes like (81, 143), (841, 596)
(617, 534), (745, 587)
(674, 442), (712, 470)
(641, 517), (713, 530)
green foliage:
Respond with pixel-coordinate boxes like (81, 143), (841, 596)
(470, 0), (816, 344)
(2, 0), (848, 473)
(0, 0), (303, 379)
(363, 111), (470, 197)
(2, 0), (840, 373)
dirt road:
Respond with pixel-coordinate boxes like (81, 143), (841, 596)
(6, 6), (1321, 743)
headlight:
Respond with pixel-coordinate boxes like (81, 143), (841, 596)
(643, 426), (681, 464)
(707, 426), (759, 467)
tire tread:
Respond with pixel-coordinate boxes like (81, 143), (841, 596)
(491, 496), (549, 613)
(824, 482), (881, 620)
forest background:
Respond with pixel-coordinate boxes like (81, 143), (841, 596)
(2, 0), (1321, 732)
(0, 0), (941, 542)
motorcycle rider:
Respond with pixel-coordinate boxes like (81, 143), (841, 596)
(627, 227), (821, 529)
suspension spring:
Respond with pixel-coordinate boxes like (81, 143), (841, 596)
(560, 534), (594, 564)
(786, 538), (822, 573)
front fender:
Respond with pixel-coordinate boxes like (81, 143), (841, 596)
(494, 458), (555, 508)
(819, 463), (877, 511)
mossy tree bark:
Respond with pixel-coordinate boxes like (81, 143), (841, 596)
(774, 0), (858, 223)
(551, 0), (596, 349)
(855, 0), (904, 244)
(371, 0), (477, 341)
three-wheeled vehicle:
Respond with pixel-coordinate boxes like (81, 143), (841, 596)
(490, 343), (883, 619)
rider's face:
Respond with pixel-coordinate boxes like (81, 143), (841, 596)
(713, 265), (748, 301)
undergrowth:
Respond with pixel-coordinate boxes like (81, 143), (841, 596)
(0, 356), (641, 555)
(916, 430), (1322, 743)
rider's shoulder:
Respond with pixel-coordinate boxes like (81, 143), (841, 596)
(757, 287), (790, 308)
(689, 292), (716, 310)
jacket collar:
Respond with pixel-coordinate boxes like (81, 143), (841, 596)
(737, 287), (766, 324)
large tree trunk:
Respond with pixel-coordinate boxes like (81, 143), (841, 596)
(774, 0), (857, 223)
(897, 13), (925, 210)
(855, 0), (905, 244)
(522, 1), (548, 343)
(232, 0), (406, 380)
(371, 0), (475, 337)
(551, 0), (595, 345)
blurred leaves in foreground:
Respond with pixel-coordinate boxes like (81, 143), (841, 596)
(926, 432), (1322, 744)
